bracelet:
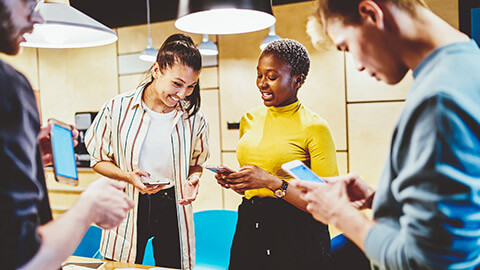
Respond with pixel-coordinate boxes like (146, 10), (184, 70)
(188, 175), (200, 182)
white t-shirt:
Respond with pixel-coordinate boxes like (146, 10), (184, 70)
(138, 105), (175, 187)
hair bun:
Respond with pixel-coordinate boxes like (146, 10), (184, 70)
(164, 33), (195, 46)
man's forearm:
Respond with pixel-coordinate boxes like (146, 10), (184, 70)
(19, 198), (94, 270)
(331, 206), (376, 251)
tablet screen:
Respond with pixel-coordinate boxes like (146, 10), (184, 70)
(51, 124), (78, 181)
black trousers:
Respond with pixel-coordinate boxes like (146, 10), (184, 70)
(134, 187), (181, 268)
(229, 197), (332, 270)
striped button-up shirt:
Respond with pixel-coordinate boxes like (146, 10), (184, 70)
(85, 85), (209, 269)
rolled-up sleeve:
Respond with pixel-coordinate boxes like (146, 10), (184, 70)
(191, 111), (210, 166)
(365, 94), (480, 269)
(85, 100), (114, 167)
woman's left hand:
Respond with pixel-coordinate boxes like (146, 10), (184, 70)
(178, 175), (200, 205)
(226, 165), (280, 194)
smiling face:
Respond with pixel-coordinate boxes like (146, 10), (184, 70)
(146, 61), (200, 112)
(256, 53), (301, 107)
(0, 0), (43, 55)
(326, 16), (409, 85)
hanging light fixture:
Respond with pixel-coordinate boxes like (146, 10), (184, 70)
(175, 0), (275, 35)
(139, 0), (158, 62)
(21, 2), (117, 49)
(197, 34), (218, 56)
(260, 25), (281, 50)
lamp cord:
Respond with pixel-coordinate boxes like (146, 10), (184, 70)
(146, 0), (151, 40)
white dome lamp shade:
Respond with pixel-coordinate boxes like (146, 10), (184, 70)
(197, 34), (218, 56)
(21, 2), (117, 49)
(260, 25), (281, 50)
(139, 0), (158, 62)
(175, 0), (276, 35)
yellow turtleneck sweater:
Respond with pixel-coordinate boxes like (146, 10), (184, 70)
(237, 100), (339, 199)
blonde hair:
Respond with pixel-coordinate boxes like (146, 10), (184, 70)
(307, 0), (428, 49)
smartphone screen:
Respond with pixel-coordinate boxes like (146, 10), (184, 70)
(51, 124), (78, 181)
(289, 164), (324, 183)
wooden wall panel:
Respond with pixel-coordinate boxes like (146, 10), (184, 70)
(348, 102), (404, 187)
(336, 152), (348, 176)
(192, 90), (223, 211)
(345, 53), (412, 102)
(38, 44), (118, 124)
(199, 67), (218, 89)
(119, 73), (145, 93)
(218, 30), (265, 151)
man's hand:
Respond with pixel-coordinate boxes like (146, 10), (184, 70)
(322, 173), (375, 210)
(80, 178), (134, 229)
(38, 120), (79, 167)
(290, 173), (374, 225)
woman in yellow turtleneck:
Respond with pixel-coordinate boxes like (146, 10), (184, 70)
(215, 39), (338, 269)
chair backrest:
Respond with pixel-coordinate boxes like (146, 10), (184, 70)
(142, 237), (155, 266)
(193, 210), (238, 270)
(73, 225), (102, 258)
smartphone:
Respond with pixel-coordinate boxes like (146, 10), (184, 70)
(281, 160), (325, 183)
(50, 119), (78, 186)
(205, 165), (236, 174)
(141, 175), (170, 186)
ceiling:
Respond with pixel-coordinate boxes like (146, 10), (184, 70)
(70, 0), (310, 29)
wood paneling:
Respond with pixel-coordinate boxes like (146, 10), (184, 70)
(119, 73), (145, 93)
(345, 53), (412, 102)
(348, 102), (404, 187)
(336, 152), (348, 176)
(192, 90), (223, 212)
(38, 44), (118, 124)
(199, 67), (218, 89)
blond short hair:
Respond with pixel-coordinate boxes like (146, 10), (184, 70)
(307, 0), (428, 49)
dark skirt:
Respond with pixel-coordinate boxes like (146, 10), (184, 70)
(229, 196), (332, 270)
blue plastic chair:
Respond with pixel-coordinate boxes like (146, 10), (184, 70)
(142, 237), (155, 266)
(193, 210), (238, 270)
(73, 225), (103, 258)
(331, 234), (370, 269)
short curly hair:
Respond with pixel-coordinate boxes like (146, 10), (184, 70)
(262, 39), (310, 77)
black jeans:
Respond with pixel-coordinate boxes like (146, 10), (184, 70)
(229, 197), (332, 270)
(134, 187), (181, 268)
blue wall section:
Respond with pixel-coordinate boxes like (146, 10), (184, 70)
(472, 8), (480, 45)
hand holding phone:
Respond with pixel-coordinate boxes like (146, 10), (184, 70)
(49, 119), (78, 186)
(205, 165), (236, 175)
(282, 160), (325, 183)
(141, 175), (170, 186)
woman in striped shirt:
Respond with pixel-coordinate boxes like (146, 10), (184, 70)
(85, 33), (209, 269)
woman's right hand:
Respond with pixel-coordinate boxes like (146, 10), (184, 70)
(127, 169), (165, 195)
(214, 172), (244, 195)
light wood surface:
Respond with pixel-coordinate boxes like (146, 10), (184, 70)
(64, 255), (175, 270)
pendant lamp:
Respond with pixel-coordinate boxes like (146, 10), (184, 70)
(260, 25), (281, 50)
(197, 34), (218, 56)
(139, 0), (158, 62)
(176, 0), (275, 35)
(21, 2), (117, 49)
